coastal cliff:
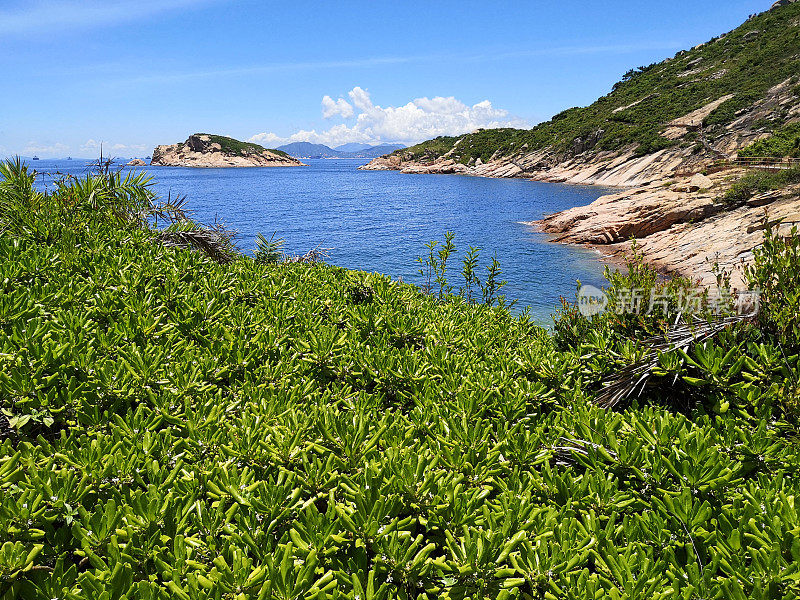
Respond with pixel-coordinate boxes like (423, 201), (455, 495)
(151, 134), (304, 168)
(361, 79), (799, 188)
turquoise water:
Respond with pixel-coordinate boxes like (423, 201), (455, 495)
(29, 158), (617, 323)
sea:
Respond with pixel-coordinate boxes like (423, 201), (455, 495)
(26, 157), (618, 324)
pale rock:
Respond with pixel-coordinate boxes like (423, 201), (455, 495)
(673, 173), (713, 192)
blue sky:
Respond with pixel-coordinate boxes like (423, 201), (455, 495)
(0, 0), (770, 157)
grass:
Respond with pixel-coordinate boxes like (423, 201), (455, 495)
(1, 160), (800, 599)
(397, 3), (800, 165)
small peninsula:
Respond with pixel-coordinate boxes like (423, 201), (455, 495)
(151, 133), (304, 168)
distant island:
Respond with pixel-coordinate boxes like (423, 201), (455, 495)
(151, 134), (304, 168)
(277, 141), (405, 159)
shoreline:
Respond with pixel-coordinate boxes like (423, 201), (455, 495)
(529, 170), (800, 289)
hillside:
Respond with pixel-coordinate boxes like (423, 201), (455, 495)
(2, 159), (800, 599)
(278, 141), (341, 158)
(335, 142), (374, 152)
(151, 134), (303, 168)
(278, 141), (405, 159)
(363, 2), (800, 186)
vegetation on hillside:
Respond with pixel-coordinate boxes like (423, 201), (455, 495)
(195, 134), (290, 158)
(398, 3), (800, 164)
(1, 160), (800, 599)
(722, 164), (800, 204)
(739, 121), (800, 158)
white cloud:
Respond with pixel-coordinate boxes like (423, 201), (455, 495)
(23, 141), (70, 157)
(321, 96), (354, 119)
(249, 87), (529, 148)
(246, 132), (289, 147)
(81, 139), (146, 155)
(0, 0), (219, 36)
(348, 87), (373, 111)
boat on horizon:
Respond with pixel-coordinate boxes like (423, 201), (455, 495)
(32, 156), (40, 160)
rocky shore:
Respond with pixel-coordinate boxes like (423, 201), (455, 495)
(532, 171), (800, 288)
(151, 134), (304, 168)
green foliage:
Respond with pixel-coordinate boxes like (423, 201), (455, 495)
(0, 157), (156, 243)
(196, 133), (290, 157)
(1, 165), (800, 599)
(416, 232), (507, 306)
(722, 165), (800, 204)
(551, 235), (800, 419)
(739, 122), (800, 158)
(554, 242), (698, 349)
(393, 3), (800, 164)
(254, 232), (286, 264)
(746, 221), (800, 348)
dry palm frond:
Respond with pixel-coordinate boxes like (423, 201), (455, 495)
(284, 244), (333, 264)
(552, 437), (618, 467)
(596, 314), (753, 409)
(147, 191), (191, 227)
(157, 221), (238, 264)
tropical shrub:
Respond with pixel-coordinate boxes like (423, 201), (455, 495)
(746, 221), (800, 348)
(417, 232), (507, 307)
(722, 165), (800, 205)
(739, 122), (800, 158)
(1, 161), (800, 599)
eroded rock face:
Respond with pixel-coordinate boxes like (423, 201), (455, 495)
(360, 146), (692, 187)
(151, 134), (304, 168)
(532, 172), (800, 287)
(534, 172), (731, 245)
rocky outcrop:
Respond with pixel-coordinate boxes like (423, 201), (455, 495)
(126, 159), (146, 166)
(533, 172), (800, 287)
(151, 134), (304, 168)
(534, 171), (734, 245)
(361, 144), (692, 187)
(661, 95), (735, 140)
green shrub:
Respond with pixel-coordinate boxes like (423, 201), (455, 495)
(254, 232), (286, 264)
(417, 231), (507, 306)
(739, 122), (800, 158)
(198, 133), (289, 156)
(2, 163), (800, 599)
(0, 157), (155, 243)
(746, 221), (800, 348)
(722, 165), (800, 204)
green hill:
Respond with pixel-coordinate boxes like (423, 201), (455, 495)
(397, 2), (800, 165)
